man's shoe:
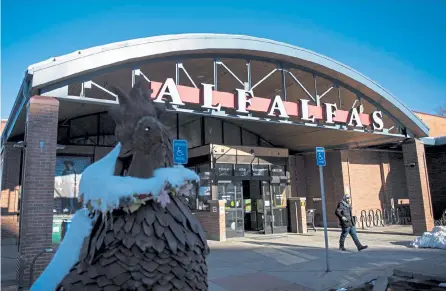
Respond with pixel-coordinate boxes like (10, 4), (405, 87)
(339, 246), (347, 251)
(358, 245), (368, 251)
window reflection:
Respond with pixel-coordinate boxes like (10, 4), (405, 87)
(53, 156), (92, 245)
(179, 115), (201, 148)
(271, 183), (287, 207)
(242, 129), (258, 146)
(204, 117), (222, 144)
(223, 122), (241, 145)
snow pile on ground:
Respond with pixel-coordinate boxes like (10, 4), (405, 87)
(411, 226), (446, 250)
(79, 143), (199, 212)
(30, 209), (94, 291)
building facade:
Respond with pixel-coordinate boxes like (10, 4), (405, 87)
(1, 34), (445, 282)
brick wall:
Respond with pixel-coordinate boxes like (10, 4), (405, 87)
(348, 151), (384, 217)
(403, 140), (434, 235)
(193, 200), (226, 241)
(414, 112), (446, 137)
(303, 151), (344, 227)
(17, 96), (59, 285)
(302, 149), (408, 228)
(1, 143), (22, 238)
(388, 152), (408, 204)
(288, 155), (307, 198)
(426, 145), (446, 219)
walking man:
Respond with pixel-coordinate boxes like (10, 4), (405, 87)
(335, 195), (368, 251)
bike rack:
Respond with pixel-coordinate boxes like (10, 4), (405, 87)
(28, 248), (53, 287)
(359, 206), (412, 229)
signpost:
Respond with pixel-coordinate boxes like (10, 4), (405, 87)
(173, 140), (188, 165)
(316, 147), (330, 272)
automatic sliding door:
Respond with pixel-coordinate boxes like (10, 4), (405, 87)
(271, 183), (288, 233)
(262, 181), (273, 234)
(217, 181), (244, 238)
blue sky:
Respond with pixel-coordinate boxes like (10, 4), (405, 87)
(2, 0), (445, 119)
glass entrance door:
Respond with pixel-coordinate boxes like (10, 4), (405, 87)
(271, 182), (288, 233)
(262, 181), (274, 234)
(217, 181), (244, 238)
(262, 181), (289, 234)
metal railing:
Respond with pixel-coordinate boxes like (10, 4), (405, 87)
(17, 248), (54, 289)
(356, 206), (412, 229)
(434, 209), (446, 226)
(28, 248), (54, 287)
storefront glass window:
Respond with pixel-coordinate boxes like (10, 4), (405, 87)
(179, 114), (202, 148)
(53, 155), (92, 244)
(271, 183), (288, 207)
(159, 112), (178, 140)
(223, 122), (241, 145)
(197, 163), (211, 211)
(271, 183), (288, 228)
(260, 138), (273, 148)
(204, 117), (223, 144)
(242, 129), (258, 146)
(70, 115), (99, 145)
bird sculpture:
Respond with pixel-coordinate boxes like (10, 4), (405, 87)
(32, 80), (209, 291)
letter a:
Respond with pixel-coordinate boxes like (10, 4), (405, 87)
(348, 107), (363, 128)
(154, 78), (185, 106)
(268, 96), (289, 118)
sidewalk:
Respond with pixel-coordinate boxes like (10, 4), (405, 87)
(207, 226), (446, 291)
(2, 226), (445, 291)
(1, 238), (18, 288)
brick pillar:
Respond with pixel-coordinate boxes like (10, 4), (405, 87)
(1, 143), (22, 239)
(329, 151), (349, 226)
(288, 155), (307, 198)
(193, 200), (226, 241)
(288, 197), (307, 233)
(403, 139), (434, 235)
(379, 152), (392, 209)
(17, 96), (59, 285)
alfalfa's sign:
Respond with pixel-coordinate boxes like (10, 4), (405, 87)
(148, 78), (384, 131)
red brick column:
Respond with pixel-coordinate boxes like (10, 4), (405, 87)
(193, 200), (226, 241)
(402, 139), (434, 235)
(288, 155), (307, 198)
(17, 96), (59, 285)
(1, 143), (22, 239)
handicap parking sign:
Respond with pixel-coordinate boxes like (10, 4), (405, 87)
(316, 147), (326, 167)
(173, 140), (188, 165)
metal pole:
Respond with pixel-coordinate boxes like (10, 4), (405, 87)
(319, 165), (330, 272)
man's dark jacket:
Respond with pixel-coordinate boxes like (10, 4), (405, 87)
(335, 201), (355, 228)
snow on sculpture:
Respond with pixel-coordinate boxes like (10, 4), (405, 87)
(32, 80), (209, 291)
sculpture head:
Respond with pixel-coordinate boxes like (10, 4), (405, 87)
(110, 80), (173, 178)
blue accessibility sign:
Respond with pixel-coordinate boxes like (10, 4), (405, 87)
(173, 139), (188, 165)
(316, 147), (326, 167)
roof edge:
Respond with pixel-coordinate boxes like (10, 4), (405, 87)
(8, 33), (427, 139)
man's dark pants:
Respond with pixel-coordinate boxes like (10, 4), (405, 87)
(340, 225), (361, 248)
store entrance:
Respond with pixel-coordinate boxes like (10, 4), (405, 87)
(217, 179), (289, 237)
(217, 181), (244, 238)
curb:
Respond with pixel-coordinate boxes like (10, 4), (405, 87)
(393, 269), (446, 283)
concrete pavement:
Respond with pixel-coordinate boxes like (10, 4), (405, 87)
(1, 238), (18, 288)
(2, 226), (445, 291)
(207, 226), (446, 291)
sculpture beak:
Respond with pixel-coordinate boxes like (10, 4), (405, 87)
(114, 144), (133, 176)
(114, 144), (156, 179)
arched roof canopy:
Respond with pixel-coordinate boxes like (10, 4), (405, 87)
(2, 34), (428, 146)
